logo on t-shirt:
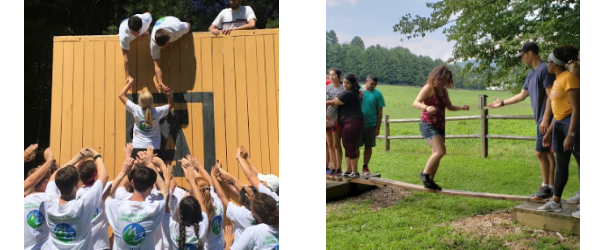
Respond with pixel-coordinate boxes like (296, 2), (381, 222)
(156, 17), (166, 26)
(27, 210), (45, 229)
(211, 215), (223, 235)
(54, 223), (76, 243)
(123, 223), (146, 246)
(138, 120), (151, 132)
(92, 207), (99, 220)
(184, 244), (198, 250)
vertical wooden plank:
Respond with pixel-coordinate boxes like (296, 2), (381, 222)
(264, 35), (279, 176)
(201, 38), (213, 93)
(191, 37), (204, 165)
(71, 42), (84, 154)
(135, 37), (151, 92)
(244, 36), (263, 172)
(169, 41), (184, 186)
(129, 41), (139, 95)
(83, 42), (95, 150)
(180, 36), (195, 189)
(105, 41), (117, 179)
(255, 36), (270, 175)
(50, 42), (64, 159)
(93, 41), (106, 156)
(223, 36), (241, 183)
(384, 115), (390, 152)
(212, 38), (228, 171)
(234, 37), (250, 173)
(114, 39), (127, 174)
(274, 33), (279, 119)
(59, 42), (74, 164)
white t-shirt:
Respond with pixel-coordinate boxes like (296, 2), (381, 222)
(226, 202), (255, 240)
(211, 6), (257, 30)
(42, 180), (103, 250)
(74, 181), (112, 249)
(258, 183), (279, 205)
(150, 16), (190, 60)
(125, 100), (170, 149)
(24, 192), (49, 250)
(106, 192), (167, 250)
(162, 211), (209, 250)
(119, 13), (153, 50)
(230, 224), (278, 250)
(204, 188), (224, 250)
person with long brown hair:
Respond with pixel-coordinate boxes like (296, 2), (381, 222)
(224, 193), (279, 250)
(413, 66), (469, 190)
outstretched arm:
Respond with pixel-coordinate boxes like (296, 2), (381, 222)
(106, 157), (134, 200)
(210, 161), (230, 207)
(218, 168), (244, 193)
(182, 162), (208, 213)
(24, 144), (38, 163)
(153, 59), (165, 89)
(326, 98), (344, 107)
(488, 89), (529, 108)
(118, 78), (134, 105)
(24, 147), (53, 193)
(236, 147), (260, 190)
(444, 89), (469, 111)
(239, 146), (259, 176)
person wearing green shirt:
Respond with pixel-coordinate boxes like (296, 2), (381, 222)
(357, 74), (385, 175)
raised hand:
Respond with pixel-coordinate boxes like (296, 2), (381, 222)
(123, 143), (133, 158)
(122, 158), (135, 174)
(461, 105), (470, 111)
(43, 147), (53, 162)
(243, 185), (255, 202)
(24, 144), (38, 162)
(223, 225), (234, 247)
(240, 145), (249, 159)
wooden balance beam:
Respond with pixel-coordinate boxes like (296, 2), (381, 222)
(349, 177), (548, 203)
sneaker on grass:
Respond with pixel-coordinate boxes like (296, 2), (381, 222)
(566, 191), (580, 204)
(536, 200), (562, 212)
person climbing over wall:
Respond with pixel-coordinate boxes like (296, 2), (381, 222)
(150, 16), (192, 90)
(119, 12), (153, 86)
(118, 78), (174, 159)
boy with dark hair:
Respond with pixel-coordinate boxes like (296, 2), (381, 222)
(42, 147), (108, 249)
(119, 12), (152, 85)
(488, 41), (557, 200)
(106, 147), (170, 250)
(24, 148), (54, 250)
(209, 0), (256, 36)
(357, 73), (385, 175)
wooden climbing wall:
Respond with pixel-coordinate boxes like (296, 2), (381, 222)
(50, 29), (279, 189)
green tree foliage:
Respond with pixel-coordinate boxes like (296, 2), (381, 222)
(24, 0), (279, 150)
(325, 30), (484, 88)
(393, 0), (579, 92)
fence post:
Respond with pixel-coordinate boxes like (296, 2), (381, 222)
(384, 114), (390, 152)
(479, 95), (488, 158)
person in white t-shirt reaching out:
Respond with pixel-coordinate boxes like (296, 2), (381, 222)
(118, 78), (174, 160)
(24, 147), (54, 250)
(235, 146), (279, 203)
(105, 147), (170, 250)
(150, 16), (191, 90)
(209, 0), (257, 36)
(42, 147), (109, 250)
(118, 12), (152, 85)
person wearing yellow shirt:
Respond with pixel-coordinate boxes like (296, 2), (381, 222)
(537, 45), (580, 214)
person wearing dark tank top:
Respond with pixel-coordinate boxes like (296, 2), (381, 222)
(412, 66), (469, 190)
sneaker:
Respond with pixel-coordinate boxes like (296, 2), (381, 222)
(335, 172), (349, 181)
(343, 172), (359, 181)
(566, 191), (580, 204)
(327, 169), (339, 180)
(419, 171), (442, 191)
(362, 166), (371, 176)
(536, 200), (562, 212)
(326, 167), (331, 175)
(532, 186), (553, 200)
(572, 205), (580, 218)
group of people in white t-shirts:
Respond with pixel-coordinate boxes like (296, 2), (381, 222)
(24, 143), (279, 250)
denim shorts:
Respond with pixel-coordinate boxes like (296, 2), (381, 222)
(419, 121), (445, 141)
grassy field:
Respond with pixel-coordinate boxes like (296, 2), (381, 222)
(326, 85), (580, 249)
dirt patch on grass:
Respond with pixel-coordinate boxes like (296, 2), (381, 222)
(444, 210), (580, 249)
(327, 186), (412, 216)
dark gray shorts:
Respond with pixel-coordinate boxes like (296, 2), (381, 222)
(419, 121), (445, 141)
(358, 126), (377, 148)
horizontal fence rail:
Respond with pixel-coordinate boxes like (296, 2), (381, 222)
(380, 95), (536, 157)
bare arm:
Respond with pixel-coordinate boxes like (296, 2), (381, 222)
(239, 146), (259, 176)
(211, 163), (230, 207)
(122, 49), (131, 82)
(564, 89), (580, 151)
(540, 87), (553, 134)
(183, 164), (208, 213)
(105, 158), (134, 201)
(236, 154), (260, 190)
(153, 59), (164, 87)
(232, 19), (256, 31)
(445, 89), (469, 112)
(162, 85), (175, 110)
(24, 148), (53, 193)
(24, 144), (38, 163)
(375, 107), (383, 135)
(218, 168), (244, 193)
(488, 89), (529, 108)
(326, 98), (344, 106)
(118, 79), (133, 105)
(413, 84), (433, 110)
(209, 24), (220, 36)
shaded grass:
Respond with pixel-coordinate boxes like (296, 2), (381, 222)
(326, 85), (580, 249)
